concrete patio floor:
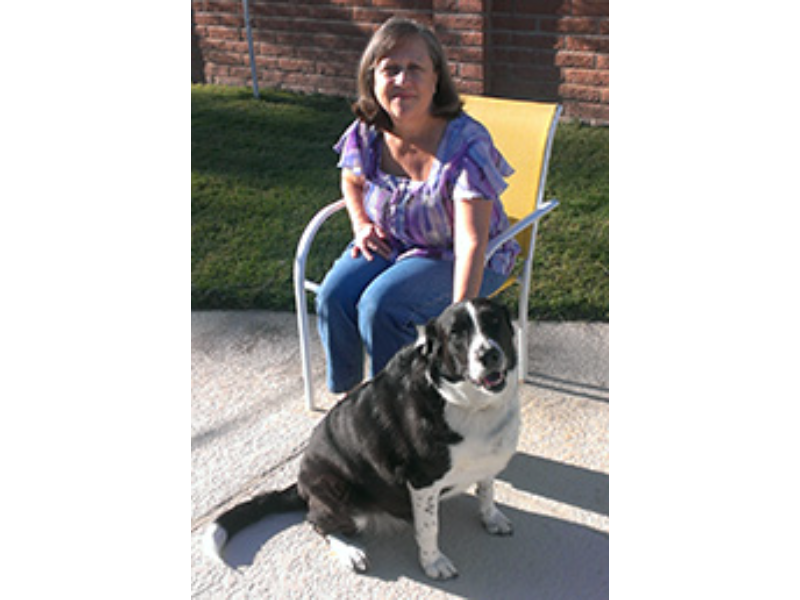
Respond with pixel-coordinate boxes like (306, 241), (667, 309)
(191, 311), (608, 599)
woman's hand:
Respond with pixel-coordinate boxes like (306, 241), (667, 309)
(352, 223), (392, 261)
(341, 168), (391, 261)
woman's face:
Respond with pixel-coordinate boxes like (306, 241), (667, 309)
(373, 35), (438, 128)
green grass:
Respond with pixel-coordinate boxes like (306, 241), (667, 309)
(192, 84), (608, 320)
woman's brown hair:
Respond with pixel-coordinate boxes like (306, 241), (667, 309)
(352, 17), (463, 131)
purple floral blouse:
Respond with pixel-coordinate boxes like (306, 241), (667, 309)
(333, 113), (521, 277)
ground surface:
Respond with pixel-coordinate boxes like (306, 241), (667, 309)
(191, 311), (608, 599)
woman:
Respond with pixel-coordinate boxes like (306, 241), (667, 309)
(317, 17), (520, 394)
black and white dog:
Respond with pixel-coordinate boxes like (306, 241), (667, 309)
(205, 298), (520, 580)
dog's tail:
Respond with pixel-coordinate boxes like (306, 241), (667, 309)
(204, 483), (306, 561)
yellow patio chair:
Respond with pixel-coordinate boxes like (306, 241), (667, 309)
(294, 95), (562, 410)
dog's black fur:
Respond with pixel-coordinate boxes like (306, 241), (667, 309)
(207, 297), (519, 579)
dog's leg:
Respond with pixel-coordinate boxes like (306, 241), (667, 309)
(476, 478), (513, 535)
(305, 491), (371, 573)
(409, 484), (458, 580)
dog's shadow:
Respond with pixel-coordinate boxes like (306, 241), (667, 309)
(221, 510), (306, 569)
(364, 453), (608, 598)
(221, 453), (608, 598)
(363, 499), (607, 599)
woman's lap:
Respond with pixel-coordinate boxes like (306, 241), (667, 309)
(316, 246), (506, 392)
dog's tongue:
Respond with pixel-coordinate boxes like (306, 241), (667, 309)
(482, 371), (505, 390)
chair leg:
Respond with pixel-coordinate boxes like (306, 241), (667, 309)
(516, 224), (539, 382)
(296, 293), (315, 411)
(515, 287), (530, 383)
(294, 262), (315, 411)
(517, 302), (529, 382)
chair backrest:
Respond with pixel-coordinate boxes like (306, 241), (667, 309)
(462, 95), (561, 252)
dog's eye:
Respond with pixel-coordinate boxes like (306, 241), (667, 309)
(448, 318), (472, 340)
(482, 314), (501, 329)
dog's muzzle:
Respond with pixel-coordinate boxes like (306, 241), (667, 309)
(471, 343), (508, 393)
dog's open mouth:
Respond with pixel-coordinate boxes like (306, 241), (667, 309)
(479, 371), (507, 392)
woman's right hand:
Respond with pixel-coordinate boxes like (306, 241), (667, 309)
(352, 222), (392, 261)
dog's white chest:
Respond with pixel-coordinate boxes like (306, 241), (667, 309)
(440, 395), (520, 497)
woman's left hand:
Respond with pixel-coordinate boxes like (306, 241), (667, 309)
(352, 223), (392, 261)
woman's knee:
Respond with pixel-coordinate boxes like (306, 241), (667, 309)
(317, 249), (391, 317)
(357, 283), (413, 341)
(316, 266), (359, 318)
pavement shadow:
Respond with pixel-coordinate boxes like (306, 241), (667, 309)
(500, 452), (609, 516)
(362, 496), (608, 599)
(216, 452), (609, 597)
(358, 453), (608, 596)
(218, 498), (608, 598)
(525, 371), (609, 403)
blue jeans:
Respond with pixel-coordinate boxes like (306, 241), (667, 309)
(316, 244), (507, 393)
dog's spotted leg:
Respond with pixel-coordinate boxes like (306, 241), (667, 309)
(476, 478), (513, 535)
(409, 484), (458, 580)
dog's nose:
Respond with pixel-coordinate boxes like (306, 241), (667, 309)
(478, 346), (503, 370)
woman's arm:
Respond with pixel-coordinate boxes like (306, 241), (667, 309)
(452, 198), (493, 302)
(342, 168), (369, 232)
(341, 168), (391, 261)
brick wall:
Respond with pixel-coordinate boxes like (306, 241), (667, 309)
(191, 0), (608, 124)
(489, 0), (608, 123)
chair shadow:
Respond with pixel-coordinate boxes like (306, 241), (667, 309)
(500, 452), (609, 516)
(525, 371), (609, 403)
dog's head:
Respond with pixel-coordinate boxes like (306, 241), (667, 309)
(422, 298), (518, 409)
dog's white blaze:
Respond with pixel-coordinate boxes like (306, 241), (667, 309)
(465, 302), (504, 383)
(437, 302), (515, 411)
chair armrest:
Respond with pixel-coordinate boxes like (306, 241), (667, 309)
(294, 199), (347, 289)
(294, 198), (347, 411)
(485, 199), (559, 261)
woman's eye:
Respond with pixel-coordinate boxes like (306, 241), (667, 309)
(381, 65), (401, 77)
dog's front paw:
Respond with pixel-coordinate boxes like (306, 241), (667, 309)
(481, 508), (513, 536)
(328, 534), (370, 573)
(420, 551), (459, 580)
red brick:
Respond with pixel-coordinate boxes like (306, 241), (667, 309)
(459, 62), (484, 80)
(458, 0), (485, 13)
(565, 35), (608, 53)
(563, 68), (608, 86)
(434, 13), (484, 32)
(572, 0), (609, 18)
(539, 17), (596, 35)
(555, 51), (595, 68)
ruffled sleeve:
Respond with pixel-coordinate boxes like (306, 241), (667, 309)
(333, 119), (375, 177)
(452, 136), (514, 202)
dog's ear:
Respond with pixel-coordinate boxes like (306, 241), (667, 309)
(420, 317), (440, 358)
(499, 302), (513, 331)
